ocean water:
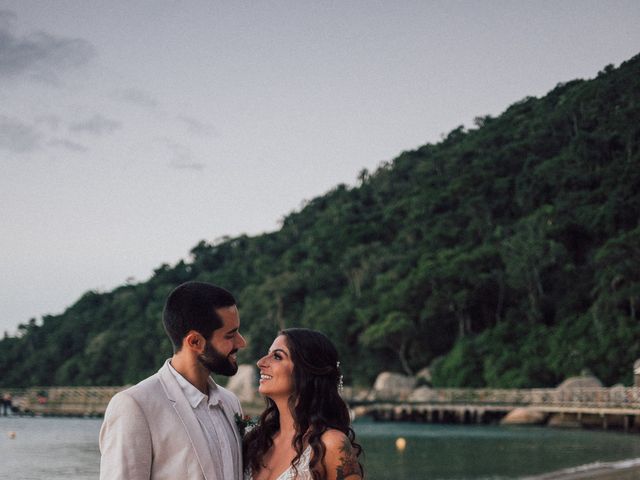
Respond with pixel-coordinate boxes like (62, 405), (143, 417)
(354, 420), (640, 479)
(1, 416), (639, 479)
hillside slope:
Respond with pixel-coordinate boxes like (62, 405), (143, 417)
(1, 54), (639, 388)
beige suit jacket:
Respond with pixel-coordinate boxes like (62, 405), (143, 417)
(99, 360), (243, 480)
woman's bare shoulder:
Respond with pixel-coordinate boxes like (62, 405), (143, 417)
(320, 429), (362, 480)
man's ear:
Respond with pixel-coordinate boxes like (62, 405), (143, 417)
(183, 331), (204, 352)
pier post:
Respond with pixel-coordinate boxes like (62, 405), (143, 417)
(624, 415), (630, 432)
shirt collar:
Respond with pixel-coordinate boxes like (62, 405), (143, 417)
(168, 361), (221, 408)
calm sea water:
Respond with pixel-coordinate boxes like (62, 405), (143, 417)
(1, 416), (639, 479)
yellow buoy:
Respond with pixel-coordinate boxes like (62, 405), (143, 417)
(8, 431), (16, 439)
(395, 437), (406, 451)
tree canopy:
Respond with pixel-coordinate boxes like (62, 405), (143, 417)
(2, 54), (639, 388)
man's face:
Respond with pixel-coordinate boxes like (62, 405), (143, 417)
(198, 305), (246, 376)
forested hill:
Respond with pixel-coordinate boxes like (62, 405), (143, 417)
(2, 55), (639, 389)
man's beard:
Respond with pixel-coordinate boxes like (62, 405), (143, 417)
(198, 342), (238, 376)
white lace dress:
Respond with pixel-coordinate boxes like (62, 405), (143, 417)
(245, 445), (313, 480)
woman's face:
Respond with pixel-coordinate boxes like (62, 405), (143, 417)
(256, 335), (295, 399)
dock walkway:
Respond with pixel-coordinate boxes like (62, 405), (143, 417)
(346, 387), (640, 431)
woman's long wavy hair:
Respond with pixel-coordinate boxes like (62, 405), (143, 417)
(243, 328), (363, 480)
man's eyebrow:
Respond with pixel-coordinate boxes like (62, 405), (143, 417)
(224, 327), (239, 335)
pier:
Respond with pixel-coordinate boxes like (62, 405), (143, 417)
(3, 386), (125, 416)
(3, 385), (640, 432)
(346, 387), (640, 432)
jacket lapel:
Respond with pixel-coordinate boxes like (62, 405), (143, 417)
(158, 361), (217, 480)
(217, 393), (243, 474)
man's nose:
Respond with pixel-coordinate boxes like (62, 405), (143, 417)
(236, 333), (247, 348)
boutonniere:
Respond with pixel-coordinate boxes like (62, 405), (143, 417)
(234, 413), (258, 437)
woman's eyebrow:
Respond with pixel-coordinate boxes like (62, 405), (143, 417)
(268, 348), (289, 357)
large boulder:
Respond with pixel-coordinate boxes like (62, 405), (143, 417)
(226, 364), (258, 403)
(408, 386), (434, 402)
(634, 359), (640, 387)
(556, 375), (603, 390)
(370, 372), (416, 401)
(501, 407), (547, 425)
(415, 367), (432, 386)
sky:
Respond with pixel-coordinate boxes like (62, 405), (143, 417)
(1, 1), (639, 335)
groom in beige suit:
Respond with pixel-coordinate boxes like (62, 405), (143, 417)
(100, 281), (247, 480)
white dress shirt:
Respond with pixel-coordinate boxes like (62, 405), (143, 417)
(169, 362), (240, 480)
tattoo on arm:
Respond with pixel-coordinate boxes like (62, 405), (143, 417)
(336, 438), (360, 480)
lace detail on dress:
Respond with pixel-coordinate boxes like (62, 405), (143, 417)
(246, 445), (313, 480)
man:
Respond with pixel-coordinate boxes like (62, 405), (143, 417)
(1, 393), (12, 416)
(100, 281), (247, 480)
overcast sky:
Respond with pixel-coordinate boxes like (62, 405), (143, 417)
(1, 1), (639, 335)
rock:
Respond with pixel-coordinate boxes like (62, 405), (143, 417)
(226, 364), (257, 403)
(408, 386), (434, 402)
(610, 384), (626, 403)
(342, 387), (369, 402)
(370, 372), (416, 401)
(634, 359), (640, 387)
(500, 407), (547, 425)
(415, 367), (432, 386)
(556, 375), (603, 390)
(548, 413), (582, 428)
(352, 406), (368, 419)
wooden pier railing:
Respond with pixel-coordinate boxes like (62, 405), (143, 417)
(345, 387), (640, 411)
(3, 386), (639, 420)
(345, 387), (640, 431)
(4, 386), (126, 416)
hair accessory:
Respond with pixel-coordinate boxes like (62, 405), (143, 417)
(336, 361), (344, 393)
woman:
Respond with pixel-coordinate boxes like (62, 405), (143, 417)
(244, 328), (363, 480)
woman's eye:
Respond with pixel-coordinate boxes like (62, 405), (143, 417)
(273, 353), (282, 360)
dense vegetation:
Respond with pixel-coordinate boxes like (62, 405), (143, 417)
(2, 55), (639, 389)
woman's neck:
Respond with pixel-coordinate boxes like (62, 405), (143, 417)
(274, 397), (296, 440)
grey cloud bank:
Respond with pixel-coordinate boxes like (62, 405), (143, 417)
(0, 115), (41, 152)
(113, 88), (159, 109)
(0, 9), (95, 81)
(48, 138), (88, 153)
(69, 114), (122, 135)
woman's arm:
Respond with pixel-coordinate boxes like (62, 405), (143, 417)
(321, 430), (362, 480)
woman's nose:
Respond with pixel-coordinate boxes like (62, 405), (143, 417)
(257, 354), (270, 369)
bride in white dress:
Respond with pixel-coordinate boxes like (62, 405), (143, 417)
(243, 328), (363, 480)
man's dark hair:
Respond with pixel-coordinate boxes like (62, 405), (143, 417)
(162, 281), (236, 352)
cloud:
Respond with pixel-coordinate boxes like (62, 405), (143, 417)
(0, 10), (96, 82)
(35, 114), (62, 130)
(113, 88), (159, 109)
(171, 161), (206, 171)
(0, 10), (16, 30)
(161, 137), (205, 170)
(48, 138), (88, 153)
(178, 115), (217, 136)
(69, 114), (121, 135)
(0, 115), (42, 153)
